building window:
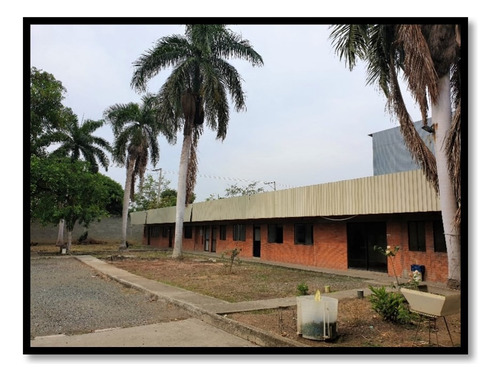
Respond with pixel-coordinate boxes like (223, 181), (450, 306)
(268, 224), (283, 243)
(294, 223), (313, 245)
(233, 224), (246, 241)
(151, 226), (160, 238)
(408, 221), (426, 251)
(220, 225), (226, 241)
(184, 226), (192, 239)
(162, 226), (168, 238)
(433, 220), (447, 252)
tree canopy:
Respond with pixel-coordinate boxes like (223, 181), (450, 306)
(30, 67), (69, 156)
(48, 115), (112, 173)
(30, 156), (115, 233)
(130, 24), (263, 257)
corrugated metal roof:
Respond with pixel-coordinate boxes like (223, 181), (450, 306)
(130, 170), (440, 225)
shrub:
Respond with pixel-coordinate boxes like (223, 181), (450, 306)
(297, 282), (309, 295)
(221, 248), (241, 274)
(368, 286), (414, 324)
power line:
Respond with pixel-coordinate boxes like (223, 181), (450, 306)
(148, 168), (293, 190)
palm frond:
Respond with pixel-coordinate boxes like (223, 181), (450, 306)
(131, 35), (191, 92)
(396, 25), (438, 118)
(329, 24), (370, 70)
(446, 103), (461, 228)
(387, 55), (438, 193)
(213, 27), (264, 67)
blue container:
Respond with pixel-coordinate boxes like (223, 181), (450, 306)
(411, 264), (425, 280)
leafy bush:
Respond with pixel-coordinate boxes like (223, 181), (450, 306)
(297, 282), (309, 295)
(368, 286), (414, 324)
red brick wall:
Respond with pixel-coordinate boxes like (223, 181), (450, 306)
(144, 214), (449, 284)
(385, 220), (448, 283)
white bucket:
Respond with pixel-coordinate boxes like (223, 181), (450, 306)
(296, 294), (338, 341)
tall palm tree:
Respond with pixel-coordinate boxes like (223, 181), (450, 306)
(48, 109), (112, 247)
(104, 94), (174, 250)
(329, 24), (462, 289)
(49, 111), (112, 173)
(131, 24), (264, 258)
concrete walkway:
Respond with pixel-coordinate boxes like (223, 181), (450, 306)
(31, 255), (408, 349)
(31, 318), (258, 348)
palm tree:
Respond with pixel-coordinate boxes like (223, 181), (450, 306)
(131, 24), (264, 258)
(48, 109), (112, 247)
(49, 111), (112, 173)
(104, 94), (173, 250)
(329, 24), (462, 289)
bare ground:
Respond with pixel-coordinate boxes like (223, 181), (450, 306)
(30, 244), (461, 348)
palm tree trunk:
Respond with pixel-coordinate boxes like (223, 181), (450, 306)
(120, 157), (136, 250)
(432, 74), (461, 289)
(172, 131), (192, 258)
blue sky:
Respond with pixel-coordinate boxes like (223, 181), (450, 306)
(30, 23), (421, 200)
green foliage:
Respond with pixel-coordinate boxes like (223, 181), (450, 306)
(297, 282), (309, 296)
(49, 116), (112, 173)
(368, 286), (414, 324)
(95, 173), (124, 215)
(224, 181), (265, 198)
(130, 174), (195, 211)
(30, 67), (69, 157)
(30, 156), (112, 231)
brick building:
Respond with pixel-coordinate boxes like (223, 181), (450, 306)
(130, 169), (451, 283)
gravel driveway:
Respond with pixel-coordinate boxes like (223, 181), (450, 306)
(30, 256), (191, 339)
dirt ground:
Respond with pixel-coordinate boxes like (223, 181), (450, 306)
(228, 299), (461, 348)
(30, 245), (462, 348)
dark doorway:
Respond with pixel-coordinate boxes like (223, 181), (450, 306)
(211, 226), (217, 252)
(253, 225), (261, 258)
(168, 227), (173, 248)
(347, 222), (387, 272)
(146, 226), (151, 246)
(204, 226), (210, 251)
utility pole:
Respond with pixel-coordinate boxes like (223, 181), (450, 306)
(264, 181), (276, 191)
(152, 168), (162, 203)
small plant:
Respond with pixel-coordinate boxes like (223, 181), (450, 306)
(297, 282), (309, 295)
(368, 285), (414, 324)
(221, 248), (241, 274)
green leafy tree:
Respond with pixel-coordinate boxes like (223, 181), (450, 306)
(131, 174), (196, 211)
(30, 156), (111, 252)
(131, 24), (264, 258)
(104, 94), (174, 249)
(45, 109), (112, 244)
(30, 67), (68, 157)
(96, 173), (124, 216)
(224, 181), (265, 198)
(49, 113), (112, 173)
(329, 24), (462, 289)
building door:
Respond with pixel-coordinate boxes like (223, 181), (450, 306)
(211, 226), (217, 252)
(253, 225), (261, 258)
(146, 226), (151, 245)
(347, 222), (387, 272)
(204, 226), (210, 251)
(168, 226), (173, 248)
